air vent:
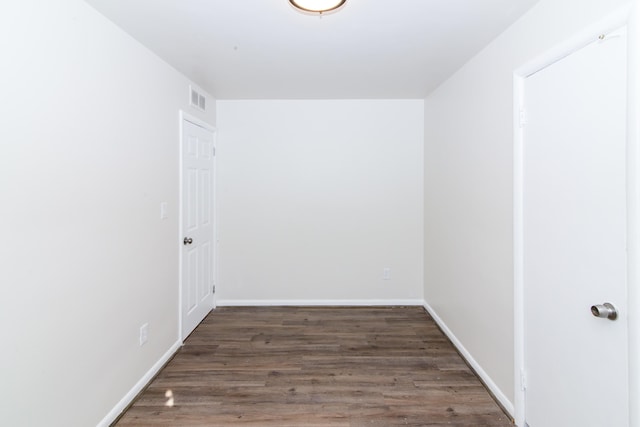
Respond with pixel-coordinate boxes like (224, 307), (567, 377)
(190, 86), (206, 112)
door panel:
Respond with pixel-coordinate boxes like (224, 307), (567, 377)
(181, 118), (215, 339)
(186, 248), (198, 314)
(523, 28), (628, 427)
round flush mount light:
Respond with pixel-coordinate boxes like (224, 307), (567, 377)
(289, 0), (347, 15)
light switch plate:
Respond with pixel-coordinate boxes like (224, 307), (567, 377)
(160, 202), (168, 219)
(139, 323), (149, 346)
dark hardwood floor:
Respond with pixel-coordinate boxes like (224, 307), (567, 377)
(115, 306), (513, 426)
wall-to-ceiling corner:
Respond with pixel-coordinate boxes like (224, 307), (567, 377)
(0, 1), (214, 425)
(423, 0), (633, 418)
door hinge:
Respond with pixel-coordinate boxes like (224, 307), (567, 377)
(520, 369), (528, 391)
(519, 109), (527, 128)
(212, 285), (216, 294)
(212, 146), (216, 156)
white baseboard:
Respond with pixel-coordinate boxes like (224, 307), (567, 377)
(216, 299), (425, 307)
(422, 301), (514, 417)
(97, 339), (182, 427)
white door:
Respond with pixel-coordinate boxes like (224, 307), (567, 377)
(523, 28), (628, 427)
(181, 117), (216, 339)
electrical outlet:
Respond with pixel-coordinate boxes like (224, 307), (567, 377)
(383, 267), (391, 280)
(139, 323), (149, 346)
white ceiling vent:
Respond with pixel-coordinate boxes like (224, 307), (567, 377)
(190, 86), (206, 111)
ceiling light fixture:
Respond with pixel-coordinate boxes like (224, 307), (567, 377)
(289, 0), (347, 15)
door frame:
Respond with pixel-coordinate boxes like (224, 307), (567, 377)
(512, 4), (639, 426)
(178, 110), (217, 342)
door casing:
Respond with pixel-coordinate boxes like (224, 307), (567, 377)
(513, 4), (639, 426)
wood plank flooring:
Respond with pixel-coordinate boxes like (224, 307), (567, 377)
(115, 306), (513, 426)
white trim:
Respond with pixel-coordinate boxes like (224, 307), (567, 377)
(513, 6), (636, 426)
(180, 110), (215, 133)
(627, 3), (640, 427)
(512, 75), (526, 426)
(423, 301), (514, 417)
(178, 111), (217, 342)
(97, 340), (181, 427)
(217, 299), (425, 307)
(514, 4), (632, 78)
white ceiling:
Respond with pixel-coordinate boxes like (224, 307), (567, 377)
(85, 0), (540, 99)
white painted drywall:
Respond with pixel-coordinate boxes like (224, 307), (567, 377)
(216, 100), (424, 304)
(0, 1), (214, 425)
(423, 0), (634, 410)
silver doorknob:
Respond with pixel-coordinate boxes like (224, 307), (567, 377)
(183, 237), (193, 245)
(591, 302), (618, 320)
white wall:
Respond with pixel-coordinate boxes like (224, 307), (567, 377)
(423, 0), (634, 412)
(0, 1), (214, 425)
(216, 100), (424, 304)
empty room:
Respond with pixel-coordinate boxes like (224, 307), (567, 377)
(1, 0), (639, 426)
